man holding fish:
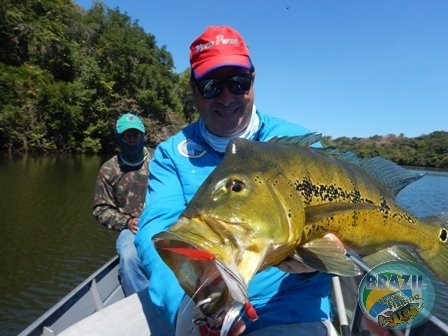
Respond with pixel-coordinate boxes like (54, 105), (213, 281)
(135, 26), (340, 335)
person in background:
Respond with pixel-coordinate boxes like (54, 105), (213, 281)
(135, 26), (341, 336)
(93, 112), (151, 297)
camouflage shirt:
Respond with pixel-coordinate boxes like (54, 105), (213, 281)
(92, 147), (152, 231)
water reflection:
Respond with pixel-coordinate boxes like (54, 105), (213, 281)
(396, 170), (448, 217)
(0, 153), (117, 335)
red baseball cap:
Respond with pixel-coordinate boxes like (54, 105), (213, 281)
(190, 26), (252, 79)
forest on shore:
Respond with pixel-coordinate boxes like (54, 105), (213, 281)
(321, 132), (448, 169)
(1, 0), (447, 168)
(1, 0), (195, 154)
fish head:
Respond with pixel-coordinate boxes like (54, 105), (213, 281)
(153, 228), (231, 316)
(153, 138), (307, 315)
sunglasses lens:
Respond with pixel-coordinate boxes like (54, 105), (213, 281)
(228, 75), (252, 95)
(196, 74), (252, 99)
(198, 79), (222, 99)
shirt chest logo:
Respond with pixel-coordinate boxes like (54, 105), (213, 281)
(178, 139), (206, 158)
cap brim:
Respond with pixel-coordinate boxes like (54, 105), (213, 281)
(193, 55), (252, 79)
(117, 125), (145, 134)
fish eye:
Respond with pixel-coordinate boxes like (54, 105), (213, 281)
(226, 179), (245, 192)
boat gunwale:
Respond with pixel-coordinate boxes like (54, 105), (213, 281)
(18, 255), (121, 336)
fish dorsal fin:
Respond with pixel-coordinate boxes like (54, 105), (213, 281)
(268, 133), (322, 147)
(332, 153), (425, 198)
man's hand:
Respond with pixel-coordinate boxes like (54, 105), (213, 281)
(127, 217), (139, 234)
(275, 256), (318, 273)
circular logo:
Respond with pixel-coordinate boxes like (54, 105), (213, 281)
(358, 261), (436, 330)
(178, 139), (206, 158)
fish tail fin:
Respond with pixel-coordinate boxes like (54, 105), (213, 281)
(364, 240), (448, 324)
(408, 213), (448, 325)
(418, 213), (448, 286)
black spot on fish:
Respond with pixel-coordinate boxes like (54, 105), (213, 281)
(296, 178), (314, 205)
(379, 196), (391, 214)
(350, 189), (362, 203)
(296, 177), (378, 209)
(440, 228), (448, 242)
(254, 175), (263, 184)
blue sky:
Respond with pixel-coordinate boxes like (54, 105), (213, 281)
(74, 0), (447, 138)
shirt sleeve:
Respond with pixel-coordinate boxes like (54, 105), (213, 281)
(92, 166), (130, 231)
(135, 145), (186, 327)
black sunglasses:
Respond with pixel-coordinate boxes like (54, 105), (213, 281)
(195, 74), (253, 99)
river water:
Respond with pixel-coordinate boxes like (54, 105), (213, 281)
(0, 154), (447, 335)
(0, 153), (117, 335)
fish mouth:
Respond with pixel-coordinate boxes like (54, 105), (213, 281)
(153, 215), (265, 317)
(153, 231), (243, 316)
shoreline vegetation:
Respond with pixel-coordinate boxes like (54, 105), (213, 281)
(321, 132), (448, 169)
(1, 1), (446, 168)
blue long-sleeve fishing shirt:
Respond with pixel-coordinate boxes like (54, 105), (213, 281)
(134, 109), (332, 334)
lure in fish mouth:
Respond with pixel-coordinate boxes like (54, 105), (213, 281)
(153, 216), (258, 318)
(153, 234), (229, 316)
(153, 234), (260, 336)
(153, 212), (268, 335)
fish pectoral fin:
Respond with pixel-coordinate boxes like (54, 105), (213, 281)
(293, 238), (362, 276)
(362, 246), (421, 269)
(304, 203), (383, 224)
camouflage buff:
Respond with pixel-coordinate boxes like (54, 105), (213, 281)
(93, 147), (152, 231)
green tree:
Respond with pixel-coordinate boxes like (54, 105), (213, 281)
(0, 0), (188, 153)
